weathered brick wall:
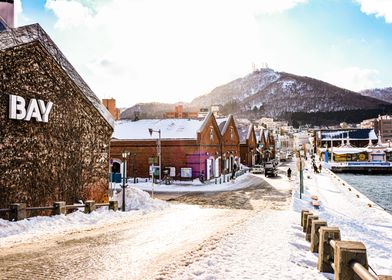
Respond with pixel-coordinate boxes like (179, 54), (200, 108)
(0, 42), (112, 209)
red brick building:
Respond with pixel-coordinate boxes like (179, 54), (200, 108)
(110, 112), (222, 180)
(102, 98), (120, 120)
(164, 104), (198, 119)
(239, 124), (257, 167)
(217, 115), (241, 173)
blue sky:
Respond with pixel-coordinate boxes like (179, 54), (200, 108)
(15, 0), (392, 107)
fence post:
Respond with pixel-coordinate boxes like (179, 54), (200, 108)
(310, 220), (327, 253)
(334, 241), (369, 280)
(109, 200), (118, 211)
(9, 203), (27, 221)
(84, 200), (96, 214)
(301, 210), (309, 227)
(53, 201), (66, 215)
(306, 215), (318, 241)
(318, 227), (341, 273)
(302, 212), (313, 232)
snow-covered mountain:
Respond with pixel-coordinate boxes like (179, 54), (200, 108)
(120, 68), (391, 123)
(191, 68), (389, 118)
(359, 87), (392, 104)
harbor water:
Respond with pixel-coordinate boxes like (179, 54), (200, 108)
(337, 174), (392, 213)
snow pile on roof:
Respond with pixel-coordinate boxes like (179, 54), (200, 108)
(112, 187), (169, 211)
(113, 118), (205, 140)
(321, 129), (377, 140)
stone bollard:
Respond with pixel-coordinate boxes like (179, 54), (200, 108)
(84, 200), (96, 214)
(318, 227), (341, 273)
(334, 241), (369, 280)
(9, 203), (27, 221)
(303, 212), (313, 232)
(301, 210), (309, 227)
(306, 215), (318, 241)
(53, 201), (66, 215)
(310, 220), (328, 253)
(109, 200), (118, 211)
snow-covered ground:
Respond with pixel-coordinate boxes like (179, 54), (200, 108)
(0, 187), (169, 246)
(294, 163), (392, 275)
(1, 160), (391, 279)
(126, 172), (262, 193)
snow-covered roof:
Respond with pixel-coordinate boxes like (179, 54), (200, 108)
(320, 129), (377, 140)
(0, 24), (114, 128)
(112, 118), (207, 140)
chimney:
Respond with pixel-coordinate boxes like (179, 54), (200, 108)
(0, 0), (14, 29)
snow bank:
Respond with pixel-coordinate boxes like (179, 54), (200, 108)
(292, 163), (392, 275)
(112, 187), (169, 211)
(0, 188), (168, 245)
(129, 172), (260, 193)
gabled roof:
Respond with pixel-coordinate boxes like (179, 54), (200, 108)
(216, 115), (234, 135)
(0, 23), (114, 128)
(113, 116), (209, 140)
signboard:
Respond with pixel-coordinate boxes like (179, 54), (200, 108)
(9, 94), (53, 123)
(148, 157), (158, 164)
(180, 167), (192, 178)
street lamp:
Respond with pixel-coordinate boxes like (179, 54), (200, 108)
(131, 153), (137, 183)
(148, 128), (162, 184)
(299, 146), (304, 199)
(121, 151), (130, 211)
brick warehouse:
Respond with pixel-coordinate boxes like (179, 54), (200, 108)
(239, 124), (257, 167)
(0, 23), (114, 209)
(217, 115), (241, 173)
(110, 112), (227, 180)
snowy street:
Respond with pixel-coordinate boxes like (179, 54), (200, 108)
(1, 162), (391, 279)
(0, 169), (294, 280)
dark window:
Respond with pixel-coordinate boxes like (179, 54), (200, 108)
(0, 21), (6, 32)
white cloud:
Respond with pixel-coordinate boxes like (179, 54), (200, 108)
(43, 0), (307, 107)
(323, 67), (381, 92)
(354, 0), (392, 23)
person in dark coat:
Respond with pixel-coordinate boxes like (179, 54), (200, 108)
(287, 168), (292, 180)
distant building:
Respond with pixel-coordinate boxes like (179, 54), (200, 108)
(360, 118), (376, 129)
(216, 115), (241, 172)
(315, 129), (378, 149)
(238, 124), (257, 167)
(102, 98), (120, 120)
(376, 115), (392, 144)
(164, 104), (198, 119)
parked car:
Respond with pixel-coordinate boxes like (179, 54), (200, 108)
(264, 162), (278, 177)
(251, 164), (263, 174)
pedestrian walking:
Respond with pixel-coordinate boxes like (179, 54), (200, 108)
(287, 168), (292, 180)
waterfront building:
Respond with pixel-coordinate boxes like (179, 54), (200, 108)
(110, 112), (225, 180)
(376, 115), (392, 144)
(0, 23), (114, 209)
(238, 124), (257, 167)
(217, 115), (241, 172)
(315, 128), (378, 149)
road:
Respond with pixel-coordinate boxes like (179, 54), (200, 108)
(0, 171), (293, 280)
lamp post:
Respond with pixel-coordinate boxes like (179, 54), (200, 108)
(299, 146), (304, 199)
(148, 128), (161, 184)
(121, 151), (130, 211)
(131, 153), (137, 183)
